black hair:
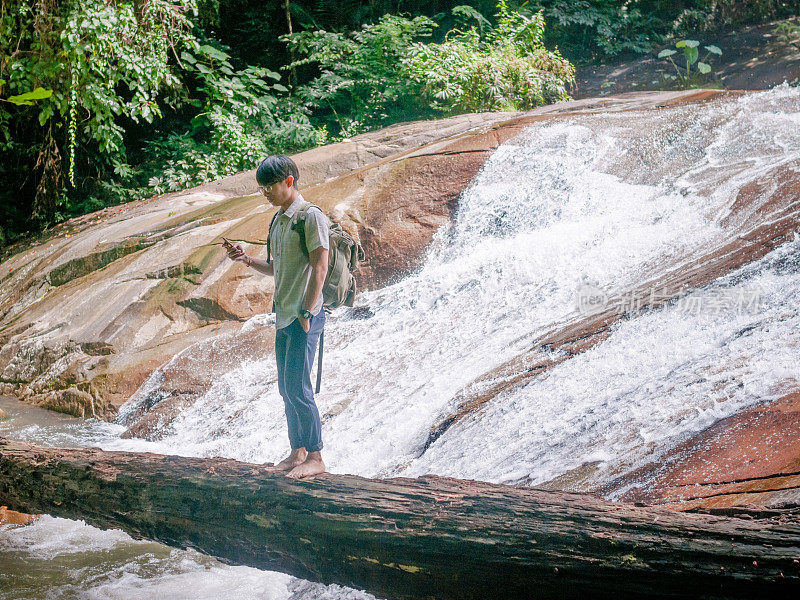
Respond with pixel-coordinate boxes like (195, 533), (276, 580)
(256, 155), (299, 188)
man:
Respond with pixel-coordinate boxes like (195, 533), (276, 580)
(226, 155), (329, 479)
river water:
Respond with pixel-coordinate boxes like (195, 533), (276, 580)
(2, 84), (799, 599)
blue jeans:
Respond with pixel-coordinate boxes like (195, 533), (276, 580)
(275, 311), (325, 453)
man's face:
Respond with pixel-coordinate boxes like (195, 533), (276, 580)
(259, 175), (294, 206)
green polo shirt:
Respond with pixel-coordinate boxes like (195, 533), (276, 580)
(270, 194), (330, 329)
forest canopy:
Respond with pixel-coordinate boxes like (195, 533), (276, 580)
(1, 0), (798, 248)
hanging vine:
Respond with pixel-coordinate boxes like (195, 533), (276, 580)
(67, 62), (77, 188)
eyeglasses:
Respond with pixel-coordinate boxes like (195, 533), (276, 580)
(258, 184), (275, 195)
(258, 179), (289, 194)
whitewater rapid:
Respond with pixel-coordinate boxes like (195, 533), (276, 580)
(117, 84), (799, 484)
(2, 84), (799, 600)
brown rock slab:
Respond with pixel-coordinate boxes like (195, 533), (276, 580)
(602, 389), (800, 511)
(0, 91), (722, 419)
(0, 505), (40, 526)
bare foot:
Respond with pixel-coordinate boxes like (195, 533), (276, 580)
(264, 448), (307, 472)
(286, 452), (325, 479)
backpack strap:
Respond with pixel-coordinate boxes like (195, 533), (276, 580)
(266, 210), (280, 264)
(315, 326), (324, 393)
(290, 202), (324, 258)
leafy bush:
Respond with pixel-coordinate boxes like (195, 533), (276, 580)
(284, 3), (574, 135)
(523, 0), (800, 61)
(4, 0), (795, 249)
(672, 1), (799, 35)
(773, 18), (800, 47)
(144, 41), (323, 194)
(0, 0), (195, 228)
(0, 0), (322, 235)
(283, 14), (437, 138)
(405, 1), (575, 113)
(542, 0), (657, 59)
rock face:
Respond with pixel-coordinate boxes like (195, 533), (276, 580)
(601, 389), (800, 511)
(0, 90), (717, 420)
(3, 87), (797, 517)
(0, 505), (39, 526)
(0, 110), (512, 417)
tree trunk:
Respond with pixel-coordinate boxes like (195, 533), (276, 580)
(284, 0), (297, 90)
(1, 437), (799, 599)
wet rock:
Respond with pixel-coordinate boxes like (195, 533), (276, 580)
(80, 341), (115, 356)
(121, 392), (196, 440)
(0, 337), (116, 418)
(119, 323), (275, 438)
(0, 90), (731, 420)
(176, 297), (245, 323)
(0, 506), (40, 526)
(47, 238), (153, 287)
(36, 387), (100, 419)
(602, 389), (800, 510)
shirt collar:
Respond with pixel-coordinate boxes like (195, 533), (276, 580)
(281, 194), (304, 219)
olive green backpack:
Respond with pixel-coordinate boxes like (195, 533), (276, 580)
(267, 202), (364, 310)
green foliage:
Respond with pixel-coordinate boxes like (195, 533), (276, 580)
(658, 39), (722, 88)
(524, 0), (800, 61)
(672, 1), (798, 35)
(285, 2), (574, 135)
(451, 4), (492, 34)
(773, 18), (800, 47)
(406, 1), (575, 113)
(541, 0), (657, 59)
(145, 40), (323, 194)
(2, 86), (53, 105)
(1, 0), (796, 249)
(0, 0), (321, 239)
(0, 0), (196, 228)
(284, 14), (437, 138)
(56, 0), (194, 156)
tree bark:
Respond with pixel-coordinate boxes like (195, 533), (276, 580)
(1, 437), (799, 599)
(284, 0), (297, 90)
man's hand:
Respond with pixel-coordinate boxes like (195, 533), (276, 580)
(224, 241), (250, 265)
(222, 238), (274, 275)
(299, 315), (310, 333)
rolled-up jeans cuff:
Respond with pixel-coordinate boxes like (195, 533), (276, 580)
(305, 442), (323, 453)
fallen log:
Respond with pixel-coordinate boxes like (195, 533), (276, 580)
(1, 438), (799, 599)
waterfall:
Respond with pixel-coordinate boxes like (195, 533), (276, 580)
(3, 84), (799, 600)
(118, 85), (800, 487)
